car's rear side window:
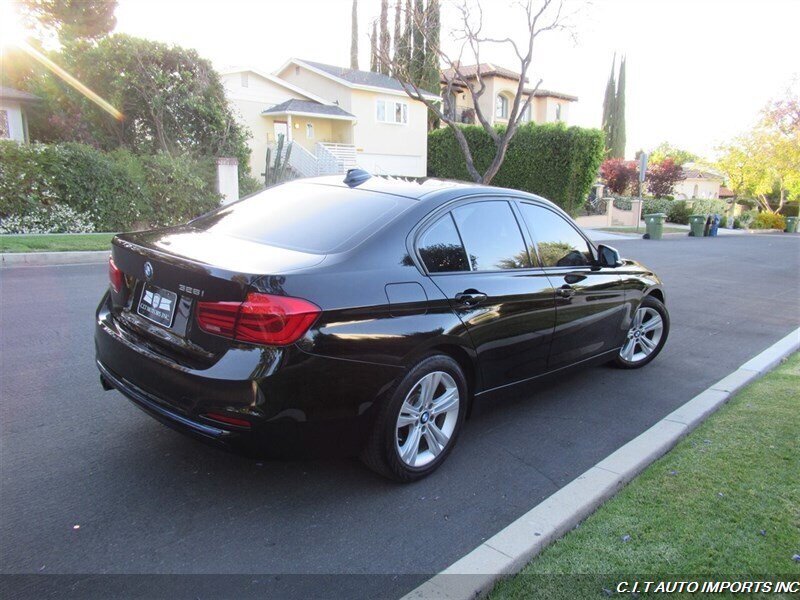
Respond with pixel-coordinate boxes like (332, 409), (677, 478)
(451, 201), (531, 271)
(191, 183), (412, 254)
(418, 213), (470, 273)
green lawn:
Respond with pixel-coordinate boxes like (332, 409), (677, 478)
(0, 233), (116, 252)
(490, 352), (800, 599)
(596, 226), (689, 235)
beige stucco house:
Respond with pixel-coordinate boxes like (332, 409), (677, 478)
(0, 86), (39, 143)
(673, 165), (724, 199)
(439, 63), (577, 126)
(221, 59), (438, 179)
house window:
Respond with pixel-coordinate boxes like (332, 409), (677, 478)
(555, 103), (562, 121)
(306, 123), (314, 139)
(240, 72), (249, 88)
(520, 103), (531, 123)
(495, 94), (508, 119)
(0, 110), (9, 138)
(376, 99), (408, 124)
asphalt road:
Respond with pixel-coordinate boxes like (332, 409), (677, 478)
(1, 233), (799, 599)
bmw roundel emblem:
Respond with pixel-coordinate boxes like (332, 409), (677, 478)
(143, 261), (154, 280)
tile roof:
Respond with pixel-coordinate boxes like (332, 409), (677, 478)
(441, 64), (578, 101)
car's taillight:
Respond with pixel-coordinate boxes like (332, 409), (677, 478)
(108, 257), (123, 293)
(196, 293), (320, 346)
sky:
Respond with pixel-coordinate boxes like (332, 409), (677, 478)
(20, 0), (800, 159)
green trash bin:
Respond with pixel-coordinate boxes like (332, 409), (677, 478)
(643, 213), (666, 240)
(689, 214), (706, 237)
(785, 216), (798, 233)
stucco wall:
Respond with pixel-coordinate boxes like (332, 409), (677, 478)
(674, 178), (721, 199)
(221, 72), (309, 178)
(350, 89), (428, 177)
(0, 100), (26, 142)
(276, 64), (352, 111)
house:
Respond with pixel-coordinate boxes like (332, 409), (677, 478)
(673, 164), (724, 199)
(439, 63), (577, 126)
(0, 86), (39, 143)
(221, 59), (439, 180)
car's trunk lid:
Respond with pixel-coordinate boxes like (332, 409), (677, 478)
(108, 226), (325, 364)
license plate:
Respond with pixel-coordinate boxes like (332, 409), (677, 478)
(137, 283), (178, 327)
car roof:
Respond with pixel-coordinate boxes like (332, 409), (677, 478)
(304, 174), (485, 200)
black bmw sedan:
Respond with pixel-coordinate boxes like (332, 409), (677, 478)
(95, 171), (669, 481)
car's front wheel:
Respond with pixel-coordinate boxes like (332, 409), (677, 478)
(362, 354), (467, 482)
(614, 295), (670, 369)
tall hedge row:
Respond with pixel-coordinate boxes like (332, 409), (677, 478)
(0, 141), (221, 231)
(427, 123), (605, 215)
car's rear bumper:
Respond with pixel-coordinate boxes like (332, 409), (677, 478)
(94, 294), (405, 456)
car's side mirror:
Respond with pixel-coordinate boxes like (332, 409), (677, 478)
(597, 244), (623, 267)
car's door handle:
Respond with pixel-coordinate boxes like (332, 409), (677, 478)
(557, 285), (575, 298)
(454, 290), (487, 306)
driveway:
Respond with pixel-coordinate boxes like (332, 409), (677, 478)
(1, 234), (798, 599)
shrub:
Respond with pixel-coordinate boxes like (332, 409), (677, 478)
(781, 202), (799, 217)
(642, 197), (673, 215)
(0, 141), (221, 232)
(427, 122), (605, 216)
(0, 204), (95, 233)
(752, 212), (786, 230)
(689, 198), (727, 216)
(738, 210), (758, 229)
(600, 158), (638, 195)
(667, 201), (692, 224)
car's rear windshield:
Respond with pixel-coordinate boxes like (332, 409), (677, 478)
(191, 183), (413, 254)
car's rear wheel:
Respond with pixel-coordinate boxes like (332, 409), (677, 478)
(361, 354), (467, 482)
(614, 295), (669, 369)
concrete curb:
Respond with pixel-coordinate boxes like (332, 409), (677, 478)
(1, 250), (110, 268)
(402, 327), (800, 600)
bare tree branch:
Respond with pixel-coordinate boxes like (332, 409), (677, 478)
(372, 0), (570, 183)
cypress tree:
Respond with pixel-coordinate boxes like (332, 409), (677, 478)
(350, 0), (358, 70)
(612, 55), (627, 159)
(393, 0), (402, 73)
(403, 0), (413, 69)
(379, 0), (390, 75)
(370, 22), (378, 72)
(412, 0), (425, 83)
(601, 54), (616, 157)
(422, 0), (441, 129)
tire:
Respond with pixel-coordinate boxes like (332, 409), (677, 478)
(361, 354), (467, 482)
(613, 294), (670, 369)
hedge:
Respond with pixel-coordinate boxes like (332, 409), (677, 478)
(0, 141), (221, 232)
(427, 122), (605, 216)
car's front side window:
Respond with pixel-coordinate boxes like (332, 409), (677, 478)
(451, 201), (531, 271)
(518, 203), (593, 268)
(417, 213), (470, 273)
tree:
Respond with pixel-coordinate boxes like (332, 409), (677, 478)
(393, 0), (402, 72)
(350, 0), (359, 70)
(645, 158), (683, 198)
(18, 0), (118, 43)
(375, 0), (570, 184)
(649, 142), (698, 166)
(611, 55), (626, 158)
(716, 88), (800, 213)
(411, 0), (426, 82)
(601, 55), (616, 157)
(23, 35), (250, 172)
(370, 21), (378, 71)
(379, 0), (390, 75)
(600, 158), (637, 195)
(421, 0), (441, 130)
(401, 0), (413, 67)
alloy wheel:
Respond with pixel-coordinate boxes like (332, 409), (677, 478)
(395, 371), (460, 468)
(620, 306), (664, 364)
